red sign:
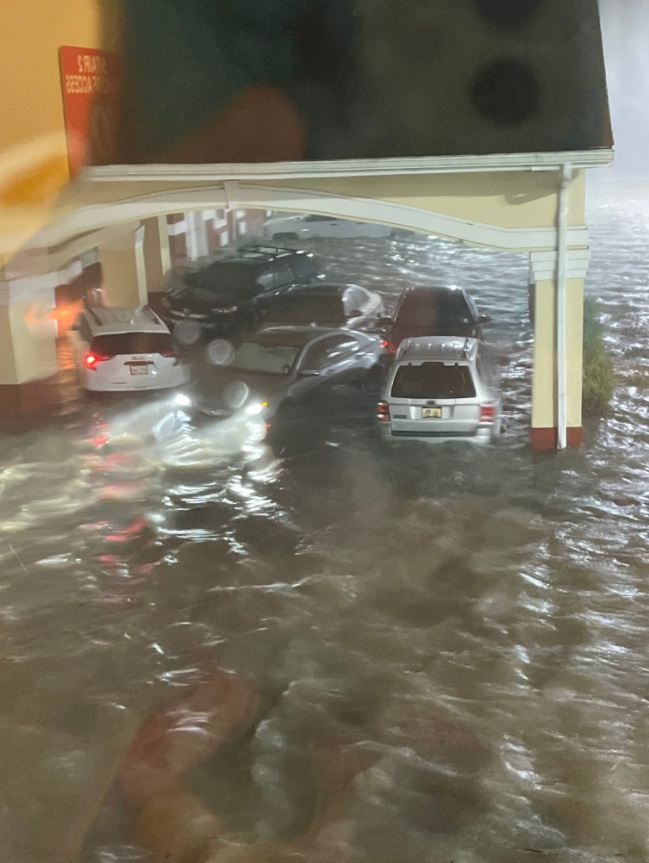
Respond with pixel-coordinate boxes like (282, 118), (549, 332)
(59, 46), (120, 176)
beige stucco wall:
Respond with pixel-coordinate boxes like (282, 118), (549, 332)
(266, 170), (585, 229)
(0, 0), (100, 268)
(0, 300), (58, 385)
(0, 0), (99, 155)
(531, 277), (585, 430)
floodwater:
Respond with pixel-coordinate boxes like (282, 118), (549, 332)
(0, 174), (648, 863)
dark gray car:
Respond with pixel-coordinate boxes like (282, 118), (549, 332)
(193, 326), (389, 422)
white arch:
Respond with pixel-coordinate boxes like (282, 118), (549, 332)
(33, 180), (589, 257)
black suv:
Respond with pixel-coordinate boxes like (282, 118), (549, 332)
(162, 246), (325, 339)
(384, 285), (492, 350)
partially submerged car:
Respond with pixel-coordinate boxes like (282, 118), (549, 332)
(264, 213), (411, 242)
(69, 306), (189, 392)
(258, 283), (385, 332)
(382, 285), (492, 351)
(192, 326), (389, 423)
(161, 246), (325, 340)
(377, 336), (501, 444)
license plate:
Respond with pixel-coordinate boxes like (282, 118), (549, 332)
(421, 407), (442, 418)
(129, 364), (149, 375)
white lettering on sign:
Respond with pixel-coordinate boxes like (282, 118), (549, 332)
(65, 53), (114, 96)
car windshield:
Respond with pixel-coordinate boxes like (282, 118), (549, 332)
(90, 333), (173, 354)
(398, 292), (474, 327)
(391, 362), (476, 399)
(231, 340), (300, 375)
(267, 296), (345, 325)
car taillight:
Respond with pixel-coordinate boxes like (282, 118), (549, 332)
(160, 349), (178, 358)
(85, 353), (114, 368)
(376, 400), (391, 422)
(480, 403), (496, 423)
(380, 340), (397, 354)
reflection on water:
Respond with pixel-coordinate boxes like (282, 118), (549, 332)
(0, 176), (648, 863)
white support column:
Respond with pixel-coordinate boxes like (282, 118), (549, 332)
(99, 225), (147, 307)
(529, 246), (589, 450)
(142, 216), (171, 294)
(0, 271), (60, 415)
(185, 210), (209, 261)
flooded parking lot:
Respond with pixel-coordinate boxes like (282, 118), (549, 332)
(0, 175), (648, 863)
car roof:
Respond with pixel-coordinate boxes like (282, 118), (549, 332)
(248, 325), (352, 347)
(402, 285), (466, 298)
(396, 336), (479, 362)
(191, 246), (316, 269)
(281, 283), (365, 298)
(84, 306), (169, 334)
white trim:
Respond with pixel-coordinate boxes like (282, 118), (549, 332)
(32, 181), (589, 254)
(232, 182), (589, 252)
(167, 218), (187, 236)
(530, 248), (590, 282)
(81, 149), (614, 183)
(555, 165), (572, 450)
(0, 272), (60, 306)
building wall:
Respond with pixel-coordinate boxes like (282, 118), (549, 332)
(0, 0), (99, 156)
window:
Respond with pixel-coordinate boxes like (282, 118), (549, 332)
(324, 335), (358, 362)
(398, 292), (474, 328)
(231, 340), (299, 375)
(391, 362), (476, 399)
(90, 332), (174, 355)
(193, 262), (259, 294)
(305, 214), (334, 223)
(267, 295), (345, 326)
(269, 261), (295, 289)
(290, 254), (322, 281)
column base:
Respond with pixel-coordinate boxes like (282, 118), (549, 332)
(0, 376), (62, 418)
(529, 426), (584, 451)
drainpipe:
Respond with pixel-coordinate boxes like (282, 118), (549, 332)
(555, 164), (573, 450)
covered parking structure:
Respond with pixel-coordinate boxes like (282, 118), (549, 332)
(2, 147), (610, 449)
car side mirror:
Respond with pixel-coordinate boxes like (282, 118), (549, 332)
(477, 315), (492, 325)
(299, 369), (320, 377)
(70, 316), (81, 331)
(347, 309), (363, 318)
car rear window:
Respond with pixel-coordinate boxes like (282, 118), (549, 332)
(391, 362), (476, 399)
(267, 295), (345, 325)
(398, 293), (473, 327)
(90, 333), (173, 355)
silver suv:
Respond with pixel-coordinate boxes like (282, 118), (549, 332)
(377, 336), (501, 444)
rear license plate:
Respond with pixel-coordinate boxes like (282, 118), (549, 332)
(129, 364), (149, 375)
(421, 407), (442, 418)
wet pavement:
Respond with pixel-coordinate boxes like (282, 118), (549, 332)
(0, 173), (648, 863)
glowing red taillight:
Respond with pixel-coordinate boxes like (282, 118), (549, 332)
(85, 352), (113, 369)
(376, 400), (390, 422)
(480, 403), (496, 423)
(160, 349), (178, 358)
